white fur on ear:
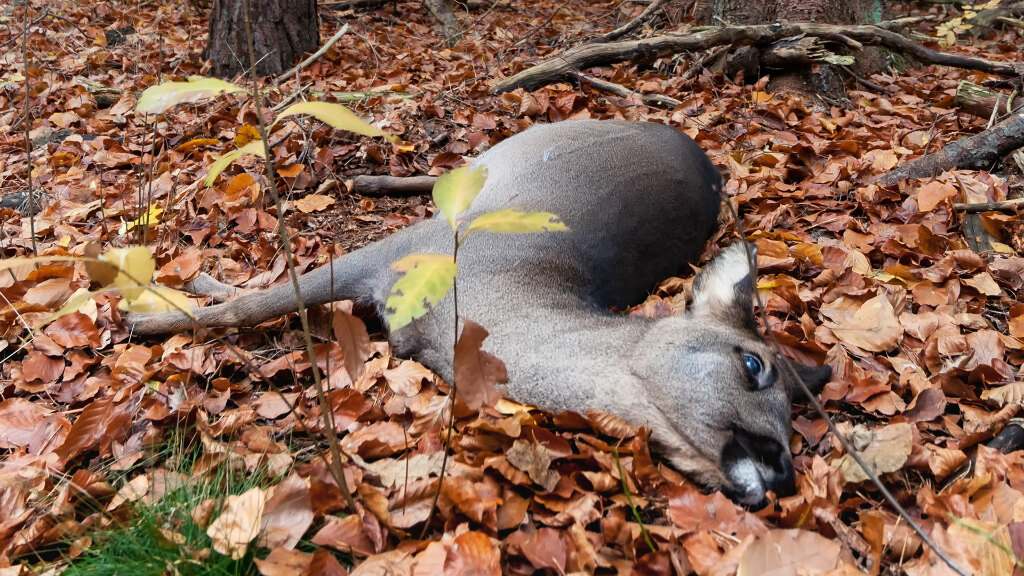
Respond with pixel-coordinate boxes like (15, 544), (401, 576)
(690, 243), (757, 324)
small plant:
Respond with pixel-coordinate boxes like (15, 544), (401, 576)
(935, 0), (1001, 46)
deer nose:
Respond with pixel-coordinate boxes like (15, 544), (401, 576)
(764, 450), (796, 497)
(727, 428), (796, 498)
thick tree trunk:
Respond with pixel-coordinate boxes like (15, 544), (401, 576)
(206, 0), (320, 78)
(703, 0), (890, 98)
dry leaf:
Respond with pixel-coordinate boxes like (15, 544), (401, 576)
(837, 423), (914, 483)
(207, 487), (267, 559)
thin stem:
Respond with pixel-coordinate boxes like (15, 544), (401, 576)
(22, 0), (37, 257)
(240, 0), (357, 513)
(419, 230), (461, 539)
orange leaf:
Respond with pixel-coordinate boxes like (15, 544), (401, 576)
(453, 320), (507, 412)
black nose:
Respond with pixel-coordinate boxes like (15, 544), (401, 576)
(729, 428), (796, 496)
(765, 449), (796, 496)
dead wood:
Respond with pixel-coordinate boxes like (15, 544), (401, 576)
(577, 73), (681, 107)
(350, 174), (438, 196)
(320, 0), (390, 10)
(592, 0), (671, 43)
(875, 111), (1024, 185)
(954, 197), (1024, 212)
(954, 80), (1021, 119)
(491, 20), (1024, 94)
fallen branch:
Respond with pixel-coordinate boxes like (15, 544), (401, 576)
(320, 0), (390, 10)
(954, 197), (1024, 212)
(577, 73), (681, 107)
(271, 24), (350, 88)
(954, 80), (1021, 119)
(491, 20), (1023, 94)
(876, 111), (1024, 185)
(350, 174), (438, 196)
(592, 0), (670, 43)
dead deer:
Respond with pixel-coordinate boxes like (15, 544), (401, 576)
(128, 120), (831, 506)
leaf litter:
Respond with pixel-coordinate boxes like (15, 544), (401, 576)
(1, 0), (1024, 575)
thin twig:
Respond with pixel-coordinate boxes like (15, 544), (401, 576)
(241, 0), (358, 514)
(271, 24), (350, 88)
(592, 0), (669, 43)
(22, 1), (37, 257)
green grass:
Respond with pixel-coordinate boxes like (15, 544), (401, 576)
(60, 432), (278, 576)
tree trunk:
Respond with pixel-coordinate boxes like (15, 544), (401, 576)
(702, 0), (890, 99)
(206, 0), (320, 78)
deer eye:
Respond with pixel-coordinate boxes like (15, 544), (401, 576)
(743, 354), (764, 377)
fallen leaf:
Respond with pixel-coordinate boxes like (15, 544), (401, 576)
(207, 487), (267, 559)
(837, 423), (914, 483)
(453, 320), (507, 411)
(295, 194), (335, 213)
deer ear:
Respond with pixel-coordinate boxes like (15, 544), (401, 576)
(689, 243), (756, 329)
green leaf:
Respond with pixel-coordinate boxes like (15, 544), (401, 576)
(463, 208), (567, 238)
(136, 78), (245, 115)
(275, 101), (398, 142)
(204, 141), (266, 187)
(433, 166), (488, 231)
(386, 253), (456, 331)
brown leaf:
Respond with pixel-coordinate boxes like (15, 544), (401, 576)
(331, 302), (372, 384)
(44, 312), (101, 349)
(837, 423), (914, 483)
(260, 473), (313, 550)
(453, 320), (507, 411)
(506, 439), (560, 491)
(0, 398), (50, 449)
(55, 396), (114, 463)
(21, 351), (64, 384)
(295, 194), (334, 213)
(821, 294), (903, 352)
(156, 250), (202, 284)
(736, 529), (842, 576)
(207, 487), (266, 559)
(312, 515), (375, 557)
(382, 360), (433, 397)
(520, 528), (566, 573)
(349, 550), (412, 576)
(256, 548), (313, 576)
(306, 548), (350, 576)
(916, 180), (958, 211)
(445, 531), (500, 576)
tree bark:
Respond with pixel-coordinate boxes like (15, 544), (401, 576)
(207, 0), (320, 78)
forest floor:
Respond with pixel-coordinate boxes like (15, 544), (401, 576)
(1, 0), (1024, 575)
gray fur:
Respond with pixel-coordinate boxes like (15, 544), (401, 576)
(128, 120), (830, 506)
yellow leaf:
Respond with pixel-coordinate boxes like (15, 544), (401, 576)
(118, 203), (163, 236)
(463, 208), (567, 237)
(175, 138), (220, 153)
(100, 246), (156, 302)
(204, 141), (266, 187)
(386, 253), (456, 331)
(136, 77), (245, 115)
(119, 286), (195, 316)
(433, 166), (488, 231)
(275, 101), (398, 143)
(234, 124), (261, 147)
